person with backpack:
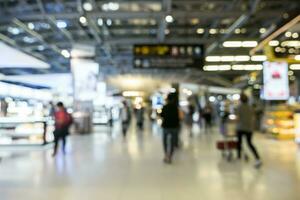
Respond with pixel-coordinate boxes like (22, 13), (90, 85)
(52, 102), (73, 157)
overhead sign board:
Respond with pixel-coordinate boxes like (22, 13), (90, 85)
(263, 61), (289, 100)
(133, 44), (204, 69)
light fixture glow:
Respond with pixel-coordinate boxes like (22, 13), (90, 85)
(83, 2), (93, 11)
(106, 19), (112, 26)
(165, 15), (174, 23)
(292, 33), (299, 39)
(102, 2), (119, 11)
(290, 64), (300, 70)
(234, 55), (250, 62)
(97, 18), (103, 26)
(209, 29), (218, 34)
(259, 28), (266, 34)
(27, 22), (35, 30)
(205, 56), (221, 62)
(196, 28), (204, 34)
(251, 55), (267, 61)
(295, 55), (300, 61)
(285, 31), (292, 37)
(241, 41), (258, 47)
(223, 41), (242, 47)
(56, 20), (67, 29)
(269, 40), (279, 46)
(61, 49), (70, 58)
(79, 16), (87, 24)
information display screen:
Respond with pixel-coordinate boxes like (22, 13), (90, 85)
(133, 44), (204, 69)
(263, 61), (289, 100)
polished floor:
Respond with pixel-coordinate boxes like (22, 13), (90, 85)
(0, 121), (300, 200)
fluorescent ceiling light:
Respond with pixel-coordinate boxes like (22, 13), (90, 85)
(241, 41), (258, 47)
(0, 42), (50, 68)
(203, 65), (230, 71)
(235, 55), (250, 61)
(290, 64), (300, 70)
(251, 55), (267, 61)
(269, 40), (279, 46)
(281, 40), (300, 47)
(295, 55), (300, 61)
(205, 56), (221, 62)
(83, 2), (93, 11)
(223, 41), (242, 47)
(220, 56), (234, 62)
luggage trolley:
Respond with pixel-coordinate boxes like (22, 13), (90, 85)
(216, 114), (249, 162)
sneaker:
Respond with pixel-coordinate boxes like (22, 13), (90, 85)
(254, 160), (262, 168)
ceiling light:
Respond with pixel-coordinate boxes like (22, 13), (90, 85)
(56, 20), (67, 29)
(220, 56), (234, 62)
(285, 31), (292, 37)
(234, 28), (241, 34)
(97, 18), (103, 26)
(165, 15), (174, 23)
(23, 36), (36, 43)
(205, 56), (221, 62)
(292, 33), (299, 39)
(106, 19), (112, 26)
(83, 2), (93, 11)
(288, 71), (294, 76)
(79, 16), (87, 24)
(203, 65), (230, 71)
(242, 41), (258, 47)
(295, 55), (300, 61)
(7, 27), (20, 35)
(281, 41), (300, 47)
(102, 2), (119, 11)
(27, 22), (35, 30)
(209, 29), (217, 34)
(269, 40), (279, 46)
(259, 28), (266, 34)
(196, 28), (204, 34)
(164, 29), (170, 35)
(290, 64), (300, 70)
(61, 49), (70, 58)
(122, 91), (144, 97)
(218, 65), (231, 71)
(251, 55), (267, 61)
(37, 45), (45, 51)
(234, 55), (250, 61)
(223, 41), (242, 47)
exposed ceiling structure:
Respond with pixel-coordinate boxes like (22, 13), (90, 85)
(0, 0), (299, 86)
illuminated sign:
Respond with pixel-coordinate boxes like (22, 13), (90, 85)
(133, 44), (204, 69)
(263, 61), (289, 100)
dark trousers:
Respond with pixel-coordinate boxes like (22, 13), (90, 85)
(237, 130), (260, 160)
(122, 122), (129, 137)
(163, 129), (178, 159)
(53, 129), (68, 154)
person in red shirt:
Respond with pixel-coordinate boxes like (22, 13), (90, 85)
(53, 102), (72, 157)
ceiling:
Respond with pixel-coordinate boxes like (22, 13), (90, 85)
(0, 0), (299, 86)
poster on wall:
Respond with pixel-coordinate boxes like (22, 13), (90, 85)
(263, 61), (289, 100)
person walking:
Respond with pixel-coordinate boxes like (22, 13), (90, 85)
(203, 103), (213, 132)
(161, 93), (180, 164)
(236, 94), (262, 168)
(121, 101), (131, 137)
(52, 102), (73, 157)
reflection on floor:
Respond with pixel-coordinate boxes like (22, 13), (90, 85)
(0, 121), (300, 200)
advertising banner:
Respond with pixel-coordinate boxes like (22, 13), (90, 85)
(263, 61), (289, 100)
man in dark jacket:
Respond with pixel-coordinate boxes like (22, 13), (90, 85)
(161, 93), (180, 164)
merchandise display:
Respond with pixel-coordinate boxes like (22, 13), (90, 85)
(0, 117), (54, 145)
(264, 104), (300, 140)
